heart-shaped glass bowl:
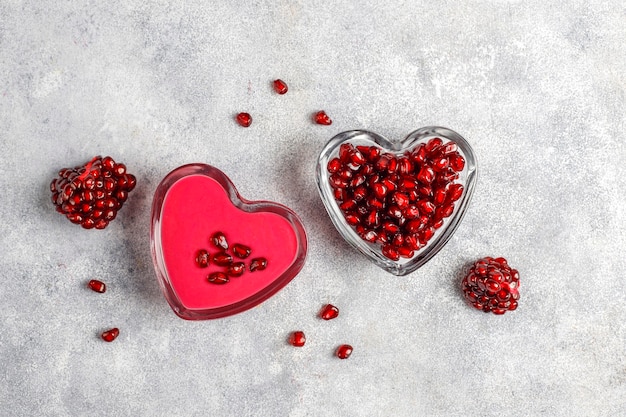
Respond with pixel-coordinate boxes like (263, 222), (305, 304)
(316, 126), (477, 276)
(151, 163), (308, 320)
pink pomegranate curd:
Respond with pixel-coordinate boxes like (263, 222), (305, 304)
(160, 174), (298, 310)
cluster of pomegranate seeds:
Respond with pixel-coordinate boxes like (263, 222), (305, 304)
(289, 331), (306, 347)
(236, 112), (252, 127)
(320, 304), (339, 320)
(462, 257), (520, 315)
(327, 138), (465, 261)
(273, 79), (288, 94)
(195, 231), (267, 285)
(88, 279), (106, 293)
(315, 110), (332, 125)
(101, 328), (119, 342)
(50, 156), (136, 229)
(336, 344), (353, 359)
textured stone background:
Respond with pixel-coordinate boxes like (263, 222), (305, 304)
(1, 1), (625, 416)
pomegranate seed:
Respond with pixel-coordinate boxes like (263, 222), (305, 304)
(314, 110), (332, 125)
(447, 183), (464, 201)
(327, 158), (342, 173)
(232, 243), (251, 259)
(273, 79), (288, 94)
(208, 272), (229, 284)
(449, 153), (466, 172)
(249, 257), (268, 272)
(211, 231), (229, 250)
(226, 262), (246, 277)
(195, 249), (210, 268)
(462, 257), (519, 314)
(382, 245), (400, 261)
(212, 252), (233, 266)
(425, 137), (443, 152)
(320, 304), (339, 320)
(417, 166), (434, 184)
(398, 246), (414, 258)
(101, 328), (119, 342)
(336, 344), (353, 359)
(289, 331), (306, 347)
(236, 112), (252, 127)
(50, 156), (135, 229)
(88, 279), (106, 293)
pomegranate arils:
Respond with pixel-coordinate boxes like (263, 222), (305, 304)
(320, 304), (339, 320)
(50, 156), (136, 229)
(336, 344), (353, 359)
(195, 249), (210, 268)
(314, 110), (332, 125)
(101, 328), (119, 342)
(88, 279), (106, 293)
(212, 252), (233, 266)
(249, 257), (268, 272)
(273, 79), (288, 94)
(289, 331), (306, 347)
(211, 231), (229, 250)
(232, 243), (251, 259)
(462, 257), (520, 315)
(208, 272), (229, 284)
(327, 138), (466, 261)
(226, 262), (246, 277)
(236, 112), (252, 127)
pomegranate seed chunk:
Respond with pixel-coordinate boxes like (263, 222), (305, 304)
(336, 344), (353, 359)
(101, 328), (119, 342)
(320, 304), (339, 320)
(273, 79), (288, 94)
(314, 110), (332, 125)
(88, 279), (106, 293)
(236, 112), (252, 127)
(462, 257), (519, 315)
(50, 156), (136, 229)
(289, 331), (306, 347)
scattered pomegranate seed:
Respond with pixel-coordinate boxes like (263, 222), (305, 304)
(273, 79), (288, 94)
(101, 328), (119, 342)
(336, 344), (353, 359)
(50, 156), (136, 229)
(320, 304), (339, 320)
(232, 243), (251, 259)
(211, 231), (229, 250)
(249, 257), (268, 272)
(195, 249), (210, 268)
(236, 112), (252, 127)
(326, 139), (466, 261)
(462, 257), (520, 315)
(88, 279), (106, 293)
(289, 331), (306, 347)
(208, 271), (229, 284)
(314, 110), (332, 125)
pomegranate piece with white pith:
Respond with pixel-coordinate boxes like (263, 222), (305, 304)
(462, 257), (520, 315)
(50, 156), (136, 229)
(326, 138), (465, 260)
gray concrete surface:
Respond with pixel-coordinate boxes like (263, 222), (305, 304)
(1, 1), (625, 416)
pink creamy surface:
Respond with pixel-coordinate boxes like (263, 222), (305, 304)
(160, 175), (298, 310)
